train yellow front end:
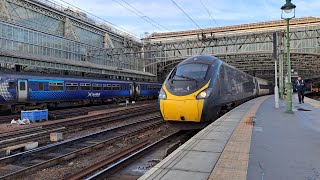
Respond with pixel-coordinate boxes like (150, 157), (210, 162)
(158, 55), (221, 123)
(159, 82), (209, 122)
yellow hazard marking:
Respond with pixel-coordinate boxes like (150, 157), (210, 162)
(304, 97), (320, 108)
(209, 96), (268, 180)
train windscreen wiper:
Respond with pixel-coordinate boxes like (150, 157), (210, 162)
(174, 75), (198, 82)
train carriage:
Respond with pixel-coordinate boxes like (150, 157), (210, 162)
(158, 55), (272, 124)
(0, 72), (161, 113)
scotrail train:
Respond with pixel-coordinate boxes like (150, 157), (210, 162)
(0, 72), (161, 113)
(158, 55), (272, 126)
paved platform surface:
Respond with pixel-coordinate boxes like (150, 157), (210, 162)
(247, 96), (320, 180)
(139, 95), (320, 180)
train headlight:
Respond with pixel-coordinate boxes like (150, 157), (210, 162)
(196, 88), (212, 99)
(159, 88), (167, 100)
(199, 91), (207, 98)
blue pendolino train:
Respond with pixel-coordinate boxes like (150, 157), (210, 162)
(0, 72), (161, 113)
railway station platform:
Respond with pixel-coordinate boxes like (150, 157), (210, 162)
(139, 95), (320, 180)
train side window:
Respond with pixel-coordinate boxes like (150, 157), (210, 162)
(66, 83), (78, 91)
(80, 83), (91, 91)
(112, 84), (120, 90)
(92, 84), (102, 91)
(103, 84), (112, 90)
(9, 82), (15, 89)
(49, 82), (64, 91)
(38, 82), (44, 91)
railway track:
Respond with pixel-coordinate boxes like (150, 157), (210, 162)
(0, 104), (159, 149)
(78, 131), (181, 180)
(0, 115), (163, 179)
(0, 114), (19, 124)
(306, 94), (320, 101)
(0, 100), (156, 123)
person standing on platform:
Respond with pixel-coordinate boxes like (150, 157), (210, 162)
(294, 76), (306, 104)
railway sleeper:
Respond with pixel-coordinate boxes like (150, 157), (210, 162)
(0, 121), (162, 180)
(0, 142), (38, 156)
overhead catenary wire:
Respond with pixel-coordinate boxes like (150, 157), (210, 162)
(120, 0), (170, 31)
(56, 0), (140, 38)
(170, 0), (203, 31)
(199, 0), (219, 27)
(112, 0), (165, 32)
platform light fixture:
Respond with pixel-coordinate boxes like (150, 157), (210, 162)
(281, 0), (296, 14)
(281, 0), (296, 113)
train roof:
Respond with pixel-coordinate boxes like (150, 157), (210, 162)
(178, 55), (220, 66)
(0, 71), (160, 84)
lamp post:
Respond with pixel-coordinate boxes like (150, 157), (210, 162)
(281, 0), (296, 113)
(273, 32), (279, 108)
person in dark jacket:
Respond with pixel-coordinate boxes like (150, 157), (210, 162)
(294, 76), (306, 104)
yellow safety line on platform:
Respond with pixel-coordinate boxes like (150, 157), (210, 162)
(208, 96), (268, 180)
(304, 98), (320, 108)
(293, 95), (320, 108)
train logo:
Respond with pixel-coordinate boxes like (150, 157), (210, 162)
(87, 92), (101, 98)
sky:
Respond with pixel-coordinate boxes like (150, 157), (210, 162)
(56, 0), (320, 38)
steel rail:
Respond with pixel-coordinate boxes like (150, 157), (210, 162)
(0, 116), (163, 179)
(0, 105), (158, 149)
(66, 141), (150, 180)
(86, 131), (181, 179)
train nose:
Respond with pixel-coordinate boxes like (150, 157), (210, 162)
(160, 99), (203, 122)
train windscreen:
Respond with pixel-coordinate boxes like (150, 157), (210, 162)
(171, 63), (209, 81)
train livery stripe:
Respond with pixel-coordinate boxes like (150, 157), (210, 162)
(160, 81), (210, 122)
(28, 79), (64, 83)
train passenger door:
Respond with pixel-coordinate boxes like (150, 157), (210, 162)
(136, 84), (141, 96)
(17, 79), (28, 102)
(129, 84), (133, 96)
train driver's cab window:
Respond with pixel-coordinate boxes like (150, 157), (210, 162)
(103, 84), (112, 90)
(92, 84), (102, 91)
(112, 84), (120, 90)
(48, 82), (64, 91)
(38, 82), (44, 91)
(66, 83), (78, 91)
(80, 83), (91, 91)
(171, 63), (209, 81)
(9, 82), (15, 89)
